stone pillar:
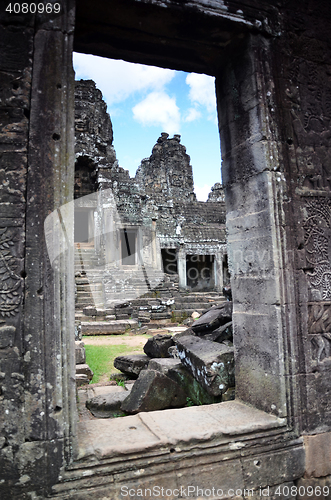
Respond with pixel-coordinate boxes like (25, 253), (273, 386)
(216, 35), (288, 417)
(214, 252), (223, 291)
(177, 248), (187, 289)
(0, 2), (76, 497)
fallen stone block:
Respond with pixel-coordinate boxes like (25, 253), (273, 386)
(86, 389), (130, 418)
(168, 346), (179, 358)
(121, 369), (187, 414)
(143, 333), (174, 358)
(150, 312), (172, 320)
(172, 327), (196, 343)
(138, 311), (151, 323)
(202, 321), (233, 343)
(75, 341), (86, 364)
(114, 354), (150, 376)
(83, 306), (97, 316)
(148, 358), (182, 375)
(191, 311), (201, 319)
(116, 313), (130, 320)
(76, 374), (89, 387)
(147, 358), (219, 405)
(168, 363), (221, 405)
(81, 321), (128, 335)
(191, 302), (232, 334)
(176, 335), (235, 396)
(75, 321), (82, 341)
(76, 363), (93, 382)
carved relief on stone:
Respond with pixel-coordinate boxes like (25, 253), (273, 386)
(308, 303), (331, 334)
(0, 228), (21, 317)
(303, 197), (331, 300)
(311, 334), (331, 370)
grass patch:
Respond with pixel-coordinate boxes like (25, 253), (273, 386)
(85, 344), (141, 384)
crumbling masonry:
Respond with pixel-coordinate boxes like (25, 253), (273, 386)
(73, 79), (228, 315)
(1, 0), (331, 498)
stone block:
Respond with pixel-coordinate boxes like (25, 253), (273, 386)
(304, 432), (331, 477)
(202, 321), (233, 343)
(76, 363), (93, 382)
(121, 369), (187, 414)
(114, 354), (150, 376)
(115, 313), (130, 320)
(176, 336), (235, 396)
(143, 333), (174, 358)
(191, 302), (232, 334)
(296, 476), (331, 500)
(242, 445), (305, 489)
(76, 374), (89, 387)
(138, 311), (151, 323)
(172, 328), (196, 346)
(302, 371), (331, 433)
(82, 306), (97, 316)
(81, 321), (127, 335)
(86, 390), (130, 418)
(233, 304), (287, 417)
(167, 362), (221, 405)
(0, 325), (15, 348)
(75, 341), (86, 364)
(148, 358), (182, 375)
(74, 320), (82, 341)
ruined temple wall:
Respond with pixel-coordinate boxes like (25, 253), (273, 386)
(75, 79), (117, 168)
(135, 132), (197, 202)
(278, 0), (331, 437)
(216, 0), (331, 455)
(0, 3), (76, 498)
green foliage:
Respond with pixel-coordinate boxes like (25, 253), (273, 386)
(117, 380), (126, 388)
(84, 343), (137, 384)
(186, 396), (203, 407)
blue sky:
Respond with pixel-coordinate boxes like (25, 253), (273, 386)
(73, 53), (222, 201)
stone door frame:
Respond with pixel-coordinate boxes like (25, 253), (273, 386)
(6, 0), (305, 494)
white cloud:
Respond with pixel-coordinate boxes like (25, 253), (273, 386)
(184, 107), (202, 122)
(132, 91), (180, 135)
(186, 73), (216, 112)
(185, 73), (217, 123)
(73, 53), (175, 106)
(195, 184), (212, 201)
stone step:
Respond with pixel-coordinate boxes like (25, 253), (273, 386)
(81, 319), (138, 335)
(171, 309), (206, 317)
(173, 302), (213, 311)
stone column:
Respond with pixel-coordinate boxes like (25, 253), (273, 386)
(0, 2), (76, 496)
(214, 252), (223, 291)
(216, 35), (288, 417)
(177, 248), (187, 289)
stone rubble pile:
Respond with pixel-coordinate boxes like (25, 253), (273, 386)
(85, 302), (234, 416)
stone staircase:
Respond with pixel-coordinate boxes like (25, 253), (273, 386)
(75, 244), (104, 310)
(75, 244), (226, 325)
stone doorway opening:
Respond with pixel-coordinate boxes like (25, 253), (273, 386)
(186, 254), (215, 291)
(120, 228), (137, 266)
(161, 248), (178, 275)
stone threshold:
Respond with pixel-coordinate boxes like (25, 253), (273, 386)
(51, 401), (305, 498)
(75, 401), (286, 462)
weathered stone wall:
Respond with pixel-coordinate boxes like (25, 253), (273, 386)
(74, 85), (227, 293)
(279, 0), (331, 435)
(1, 0), (331, 497)
(135, 132), (196, 202)
(215, 0), (331, 456)
(0, 2), (76, 498)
